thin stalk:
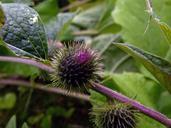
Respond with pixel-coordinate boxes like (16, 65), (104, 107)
(24, 88), (33, 111)
(23, 77), (35, 115)
(0, 79), (89, 101)
(92, 82), (171, 127)
(0, 56), (54, 73)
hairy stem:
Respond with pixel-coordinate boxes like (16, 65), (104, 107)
(0, 78), (89, 101)
(92, 82), (171, 127)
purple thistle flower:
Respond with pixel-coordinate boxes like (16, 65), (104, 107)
(51, 44), (102, 90)
(74, 50), (92, 64)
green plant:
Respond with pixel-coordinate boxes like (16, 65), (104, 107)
(1, 0), (171, 128)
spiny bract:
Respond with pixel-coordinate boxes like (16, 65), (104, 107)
(90, 103), (139, 128)
(51, 44), (102, 90)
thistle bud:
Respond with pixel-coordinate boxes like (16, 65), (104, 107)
(90, 103), (139, 128)
(51, 44), (102, 91)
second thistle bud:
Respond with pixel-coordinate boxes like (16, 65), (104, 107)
(90, 103), (139, 128)
(51, 44), (102, 90)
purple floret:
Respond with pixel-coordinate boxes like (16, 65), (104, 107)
(74, 50), (92, 64)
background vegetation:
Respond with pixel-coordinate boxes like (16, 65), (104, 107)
(1, 0), (171, 128)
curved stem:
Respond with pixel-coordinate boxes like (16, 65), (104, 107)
(92, 82), (171, 127)
(0, 78), (90, 101)
(0, 56), (54, 73)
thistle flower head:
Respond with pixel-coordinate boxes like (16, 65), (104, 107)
(51, 44), (102, 90)
(90, 103), (139, 128)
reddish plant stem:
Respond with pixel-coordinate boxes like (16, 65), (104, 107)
(0, 79), (89, 101)
(0, 56), (54, 73)
(0, 56), (171, 127)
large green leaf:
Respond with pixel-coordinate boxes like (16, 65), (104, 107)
(0, 4), (48, 58)
(114, 43), (171, 93)
(112, 0), (169, 57)
(105, 72), (161, 108)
